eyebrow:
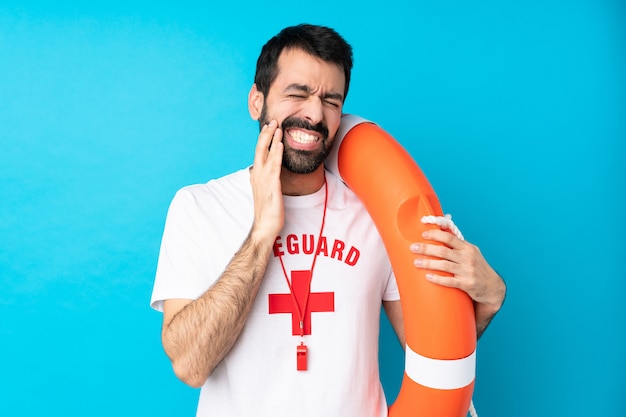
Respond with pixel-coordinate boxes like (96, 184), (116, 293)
(284, 83), (344, 102)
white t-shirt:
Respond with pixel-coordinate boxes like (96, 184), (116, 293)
(151, 168), (399, 417)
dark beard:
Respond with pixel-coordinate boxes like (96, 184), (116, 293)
(258, 105), (332, 174)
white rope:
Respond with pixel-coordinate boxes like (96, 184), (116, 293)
(420, 214), (478, 417)
(469, 400), (478, 417)
(421, 213), (464, 240)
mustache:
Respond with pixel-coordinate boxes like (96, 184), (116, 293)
(281, 116), (329, 139)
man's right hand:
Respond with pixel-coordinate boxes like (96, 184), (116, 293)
(162, 122), (286, 386)
(250, 119), (285, 243)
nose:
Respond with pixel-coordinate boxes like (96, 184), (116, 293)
(301, 96), (324, 126)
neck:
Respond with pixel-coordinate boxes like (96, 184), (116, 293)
(281, 165), (326, 196)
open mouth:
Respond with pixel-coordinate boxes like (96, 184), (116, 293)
(286, 129), (320, 146)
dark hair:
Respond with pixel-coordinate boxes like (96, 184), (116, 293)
(254, 24), (353, 101)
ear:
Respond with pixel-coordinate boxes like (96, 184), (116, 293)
(248, 84), (264, 120)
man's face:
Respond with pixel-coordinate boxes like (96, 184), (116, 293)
(257, 48), (345, 174)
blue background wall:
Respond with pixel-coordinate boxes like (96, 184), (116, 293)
(1, 1), (624, 416)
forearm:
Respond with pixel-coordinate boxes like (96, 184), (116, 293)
(475, 275), (506, 339)
(475, 303), (498, 339)
(162, 230), (274, 387)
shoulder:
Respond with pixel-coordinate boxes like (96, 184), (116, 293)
(173, 168), (251, 204)
(165, 168), (252, 221)
(325, 169), (365, 211)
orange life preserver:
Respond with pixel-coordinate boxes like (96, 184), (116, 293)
(326, 115), (477, 417)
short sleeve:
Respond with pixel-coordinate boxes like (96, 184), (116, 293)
(150, 189), (215, 311)
(150, 172), (254, 312)
(382, 268), (400, 302)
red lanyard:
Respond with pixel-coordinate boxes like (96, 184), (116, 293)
(276, 177), (328, 370)
(276, 177), (328, 336)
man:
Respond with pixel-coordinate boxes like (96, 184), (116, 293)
(151, 24), (506, 416)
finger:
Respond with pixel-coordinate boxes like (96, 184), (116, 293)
(413, 257), (460, 275)
(424, 273), (463, 289)
(253, 120), (278, 167)
(428, 272), (484, 301)
(421, 228), (464, 250)
(266, 127), (284, 169)
(409, 241), (456, 262)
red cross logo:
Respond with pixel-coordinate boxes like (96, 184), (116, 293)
(268, 270), (335, 335)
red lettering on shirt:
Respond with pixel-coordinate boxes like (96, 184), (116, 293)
(330, 239), (345, 261)
(301, 234), (315, 254)
(273, 234), (361, 267)
(345, 246), (360, 266)
(286, 234), (298, 254)
(316, 236), (328, 257)
(273, 236), (284, 257)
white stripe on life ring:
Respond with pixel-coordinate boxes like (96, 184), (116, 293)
(405, 345), (476, 390)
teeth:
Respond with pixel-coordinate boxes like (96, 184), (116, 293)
(290, 130), (318, 144)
